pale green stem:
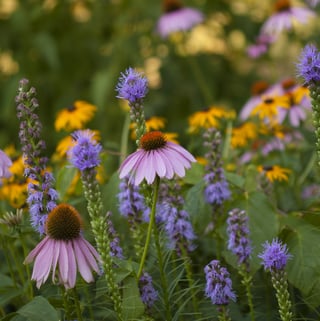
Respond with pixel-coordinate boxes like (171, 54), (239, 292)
(240, 268), (255, 321)
(120, 113), (131, 165)
(137, 176), (160, 280)
(153, 221), (172, 321)
(72, 288), (84, 321)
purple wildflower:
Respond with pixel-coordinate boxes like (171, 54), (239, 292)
(139, 272), (158, 309)
(118, 175), (150, 222)
(157, 181), (196, 255)
(259, 238), (292, 271)
(116, 67), (148, 104)
(106, 211), (124, 259)
(16, 79), (58, 235)
(119, 131), (196, 185)
(157, 0), (204, 39)
(297, 44), (320, 85)
(227, 209), (252, 267)
(203, 129), (231, 207)
(68, 130), (102, 171)
(204, 260), (236, 305)
(0, 149), (12, 179)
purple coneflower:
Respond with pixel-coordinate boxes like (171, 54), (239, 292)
(157, 0), (204, 38)
(24, 203), (100, 289)
(261, 0), (315, 36)
(204, 259), (236, 306)
(0, 149), (12, 179)
(119, 131), (196, 185)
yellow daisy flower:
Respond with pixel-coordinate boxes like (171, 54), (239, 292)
(258, 165), (291, 182)
(0, 182), (28, 208)
(251, 95), (289, 123)
(231, 122), (258, 148)
(188, 106), (236, 133)
(164, 132), (179, 144)
(54, 100), (97, 132)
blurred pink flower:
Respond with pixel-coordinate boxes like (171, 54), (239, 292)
(157, 0), (203, 38)
(119, 131), (196, 185)
(0, 149), (12, 179)
(247, 34), (276, 58)
(261, 0), (315, 36)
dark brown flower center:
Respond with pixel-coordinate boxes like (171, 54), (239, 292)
(251, 81), (270, 96)
(263, 165), (274, 171)
(67, 105), (76, 112)
(163, 0), (183, 13)
(46, 203), (82, 240)
(281, 78), (296, 91)
(263, 98), (274, 104)
(140, 131), (167, 151)
(274, 0), (291, 12)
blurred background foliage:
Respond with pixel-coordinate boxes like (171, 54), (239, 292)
(0, 0), (318, 157)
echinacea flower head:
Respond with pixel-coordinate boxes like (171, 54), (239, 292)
(68, 130), (102, 171)
(0, 149), (12, 179)
(116, 67), (148, 104)
(259, 238), (292, 272)
(261, 0), (315, 36)
(119, 131), (196, 185)
(258, 165), (291, 182)
(54, 100), (97, 132)
(297, 44), (320, 85)
(157, 0), (204, 38)
(204, 260), (236, 305)
(24, 203), (100, 289)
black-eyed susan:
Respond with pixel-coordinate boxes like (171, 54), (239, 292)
(258, 165), (291, 182)
(231, 122), (258, 148)
(55, 100), (97, 132)
(251, 95), (290, 124)
(188, 106), (235, 133)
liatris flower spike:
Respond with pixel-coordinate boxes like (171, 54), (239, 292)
(0, 149), (12, 179)
(24, 203), (100, 289)
(297, 44), (320, 166)
(119, 131), (196, 185)
(16, 79), (58, 235)
(116, 67), (148, 145)
(259, 239), (293, 321)
(204, 260), (236, 320)
(139, 272), (158, 309)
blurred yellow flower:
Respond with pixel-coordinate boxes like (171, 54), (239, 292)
(55, 100), (97, 132)
(131, 116), (166, 139)
(251, 95), (289, 123)
(258, 165), (291, 182)
(188, 106), (235, 133)
(0, 182), (28, 208)
(164, 132), (179, 144)
(231, 122), (258, 148)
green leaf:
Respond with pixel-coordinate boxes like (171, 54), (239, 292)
(17, 296), (59, 321)
(283, 216), (320, 308)
(55, 165), (78, 200)
(182, 162), (204, 185)
(122, 275), (145, 320)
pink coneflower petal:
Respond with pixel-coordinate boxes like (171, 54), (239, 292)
(119, 150), (144, 179)
(158, 149), (175, 179)
(58, 241), (69, 284)
(24, 236), (50, 264)
(66, 241), (77, 289)
(74, 239), (94, 283)
(51, 240), (60, 283)
(77, 237), (100, 273)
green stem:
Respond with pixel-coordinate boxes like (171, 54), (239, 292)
(297, 151), (316, 185)
(240, 268), (255, 321)
(62, 288), (72, 321)
(153, 222), (172, 321)
(120, 113), (131, 165)
(73, 288), (84, 321)
(7, 240), (26, 286)
(137, 176), (160, 280)
(0, 236), (17, 287)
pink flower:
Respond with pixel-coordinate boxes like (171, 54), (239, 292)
(157, 0), (203, 38)
(247, 34), (276, 58)
(119, 131), (196, 185)
(261, 0), (315, 36)
(0, 149), (12, 179)
(24, 203), (100, 289)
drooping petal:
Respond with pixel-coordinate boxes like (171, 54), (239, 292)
(77, 237), (100, 273)
(24, 236), (50, 264)
(66, 241), (77, 289)
(58, 241), (69, 285)
(74, 238), (94, 283)
(119, 150), (144, 179)
(51, 240), (61, 283)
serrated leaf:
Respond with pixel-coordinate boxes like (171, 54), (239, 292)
(17, 296), (59, 321)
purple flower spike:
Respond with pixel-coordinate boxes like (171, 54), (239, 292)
(139, 272), (158, 309)
(116, 67), (148, 104)
(297, 44), (320, 84)
(259, 238), (292, 272)
(204, 260), (236, 305)
(68, 130), (102, 171)
(0, 149), (12, 179)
